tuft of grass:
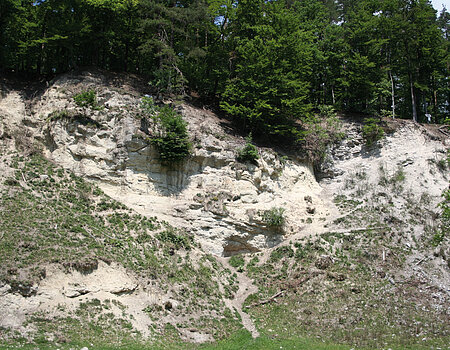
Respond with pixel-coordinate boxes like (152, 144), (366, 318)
(261, 207), (285, 229)
(73, 89), (102, 110)
(237, 134), (259, 164)
(229, 255), (245, 271)
(362, 117), (385, 146)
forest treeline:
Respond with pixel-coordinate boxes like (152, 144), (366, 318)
(1, 0), (449, 138)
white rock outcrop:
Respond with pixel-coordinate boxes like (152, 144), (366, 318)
(0, 72), (330, 257)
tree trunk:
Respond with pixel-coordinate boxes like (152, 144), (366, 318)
(389, 70), (395, 118)
(125, 41), (129, 72)
(409, 71), (417, 122)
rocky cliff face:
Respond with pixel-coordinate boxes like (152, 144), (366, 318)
(1, 71), (449, 346)
(1, 71), (328, 257)
(2, 71), (448, 261)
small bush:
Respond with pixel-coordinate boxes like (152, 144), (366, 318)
(140, 98), (191, 163)
(300, 108), (343, 165)
(229, 255), (245, 271)
(261, 207), (285, 228)
(379, 109), (394, 118)
(151, 106), (191, 162)
(318, 105), (336, 118)
(362, 117), (384, 146)
(140, 95), (159, 116)
(237, 134), (259, 164)
(157, 228), (192, 250)
(270, 246), (294, 261)
(48, 109), (70, 122)
(391, 168), (405, 183)
(436, 189), (450, 246)
(74, 90), (100, 109)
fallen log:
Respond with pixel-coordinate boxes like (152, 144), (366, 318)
(245, 291), (284, 308)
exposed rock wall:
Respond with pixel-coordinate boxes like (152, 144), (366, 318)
(1, 71), (328, 256)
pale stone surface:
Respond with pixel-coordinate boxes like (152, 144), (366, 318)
(1, 71), (448, 342)
(5, 72), (327, 256)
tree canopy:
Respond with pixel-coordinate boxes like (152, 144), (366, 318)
(1, 0), (448, 133)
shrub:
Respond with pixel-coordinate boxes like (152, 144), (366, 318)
(237, 134), (259, 164)
(157, 228), (192, 250)
(140, 95), (158, 116)
(362, 117), (384, 146)
(300, 108), (344, 165)
(151, 106), (191, 162)
(318, 105), (336, 119)
(391, 168), (405, 183)
(379, 109), (394, 118)
(261, 207), (285, 228)
(73, 89), (99, 109)
(229, 255), (245, 271)
(48, 109), (70, 122)
(140, 97), (191, 163)
(435, 189), (450, 246)
(270, 246), (294, 261)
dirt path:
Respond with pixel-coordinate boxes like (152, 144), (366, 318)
(217, 257), (260, 338)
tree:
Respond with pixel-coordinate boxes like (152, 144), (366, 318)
(221, 0), (314, 139)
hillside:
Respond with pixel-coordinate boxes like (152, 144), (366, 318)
(0, 71), (449, 349)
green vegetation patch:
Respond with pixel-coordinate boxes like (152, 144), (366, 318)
(241, 227), (449, 350)
(73, 89), (102, 110)
(237, 134), (259, 164)
(141, 97), (191, 163)
(261, 207), (285, 229)
(0, 153), (239, 346)
(362, 117), (385, 146)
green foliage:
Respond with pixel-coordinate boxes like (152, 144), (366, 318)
(237, 134), (259, 164)
(270, 246), (294, 261)
(47, 110), (101, 129)
(48, 110), (70, 122)
(73, 90), (100, 110)
(391, 168), (405, 184)
(300, 108), (343, 164)
(362, 118), (385, 146)
(261, 207), (285, 229)
(229, 255), (245, 270)
(1, 0), (449, 124)
(318, 105), (337, 119)
(435, 189), (450, 246)
(140, 97), (191, 163)
(156, 227), (193, 250)
(151, 106), (191, 162)
(140, 95), (158, 116)
(379, 109), (394, 119)
(220, 1), (314, 138)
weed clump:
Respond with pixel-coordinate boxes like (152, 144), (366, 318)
(301, 105), (344, 166)
(237, 134), (259, 164)
(261, 207), (285, 228)
(434, 189), (450, 246)
(73, 89), (101, 110)
(229, 255), (245, 271)
(362, 117), (385, 146)
(156, 227), (193, 250)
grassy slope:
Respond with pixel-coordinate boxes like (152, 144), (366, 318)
(1, 152), (448, 349)
(0, 153), (242, 347)
(0, 153), (358, 349)
(239, 166), (449, 349)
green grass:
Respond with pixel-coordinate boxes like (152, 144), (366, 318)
(1, 153), (448, 350)
(2, 330), (443, 350)
(199, 331), (351, 350)
(0, 154), (239, 345)
(240, 228), (449, 350)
